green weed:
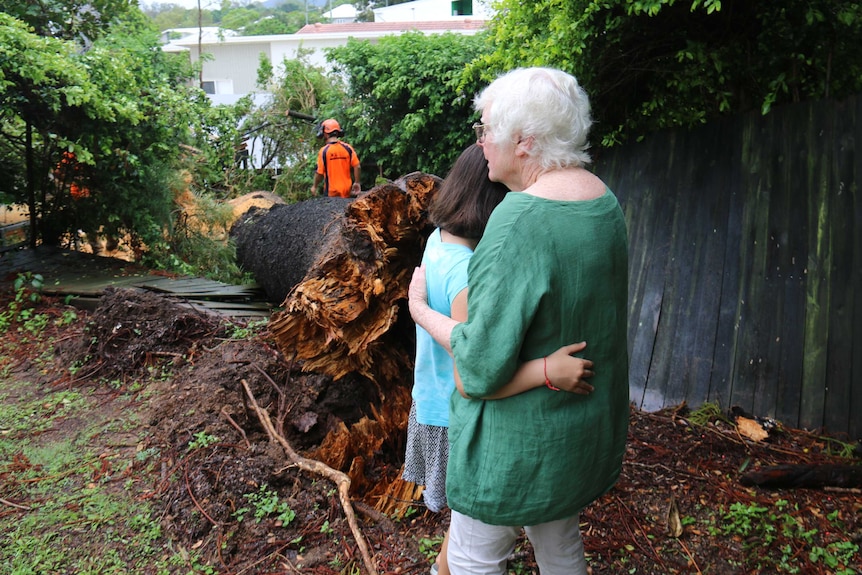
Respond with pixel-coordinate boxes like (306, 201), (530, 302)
(233, 484), (297, 525)
(0, 273), (49, 335)
(187, 431), (219, 451)
(226, 317), (268, 339)
(687, 401), (731, 426)
(718, 499), (860, 572)
(418, 535), (444, 563)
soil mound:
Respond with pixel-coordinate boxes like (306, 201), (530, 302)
(53, 287), (420, 573)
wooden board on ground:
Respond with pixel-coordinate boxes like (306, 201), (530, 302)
(0, 246), (270, 318)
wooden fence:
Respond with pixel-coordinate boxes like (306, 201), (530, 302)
(595, 94), (860, 441)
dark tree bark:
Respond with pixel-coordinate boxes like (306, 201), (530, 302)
(740, 464), (862, 489)
(267, 172), (440, 385)
(231, 196), (352, 304)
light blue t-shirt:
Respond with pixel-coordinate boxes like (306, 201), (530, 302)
(413, 228), (473, 427)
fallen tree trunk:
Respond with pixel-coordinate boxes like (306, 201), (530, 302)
(231, 196), (352, 304)
(267, 172), (441, 385)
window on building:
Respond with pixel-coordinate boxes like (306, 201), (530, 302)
(202, 81), (216, 95)
(451, 0), (473, 16)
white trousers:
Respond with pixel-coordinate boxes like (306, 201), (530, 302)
(447, 510), (588, 575)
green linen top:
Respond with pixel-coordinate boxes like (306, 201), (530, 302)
(448, 188), (630, 526)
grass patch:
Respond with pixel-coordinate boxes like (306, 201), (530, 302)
(0, 374), (205, 573)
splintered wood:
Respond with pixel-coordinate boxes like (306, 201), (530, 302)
(267, 174), (439, 520)
(268, 173), (440, 384)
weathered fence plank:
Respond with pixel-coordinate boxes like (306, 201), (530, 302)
(597, 93), (861, 440)
(709, 126), (746, 413)
(824, 96), (859, 438)
(685, 123), (731, 410)
(799, 103), (833, 431)
(850, 97), (862, 442)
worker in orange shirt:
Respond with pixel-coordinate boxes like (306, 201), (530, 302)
(311, 119), (361, 197)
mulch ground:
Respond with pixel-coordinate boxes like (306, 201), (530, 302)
(1, 287), (860, 574)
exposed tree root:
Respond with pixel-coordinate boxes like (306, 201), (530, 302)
(240, 378), (379, 575)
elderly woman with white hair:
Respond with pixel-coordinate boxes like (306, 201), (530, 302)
(409, 67), (630, 575)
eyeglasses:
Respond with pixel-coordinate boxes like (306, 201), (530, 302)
(472, 122), (488, 144)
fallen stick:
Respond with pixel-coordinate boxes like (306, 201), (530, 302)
(740, 463), (862, 489)
(0, 497), (30, 511)
(240, 379), (378, 575)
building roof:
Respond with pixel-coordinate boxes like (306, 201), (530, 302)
(161, 26), (237, 45)
(295, 20), (487, 36)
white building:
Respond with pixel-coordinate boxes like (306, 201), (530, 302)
(323, 3), (358, 23)
(161, 10), (490, 96)
(158, 1), (493, 169)
(374, 0), (494, 22)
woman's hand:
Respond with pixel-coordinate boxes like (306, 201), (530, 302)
(546, 342), (595, 395)
(408, 264), (429, 316)
(408, 264), (457, 352)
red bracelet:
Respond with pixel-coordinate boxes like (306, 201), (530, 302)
(544, 356), (560, 391)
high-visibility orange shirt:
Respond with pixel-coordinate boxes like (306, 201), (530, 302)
(316, 141), (360, 198)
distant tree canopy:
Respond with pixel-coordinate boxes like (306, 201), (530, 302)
(327, 32), (488, 181)
(469, 0), (862, 147)
(146, 4), (215, 30)
(241, 12), (310, 35)
(0, 0), (137, 42)
(143, 1), (318, 35)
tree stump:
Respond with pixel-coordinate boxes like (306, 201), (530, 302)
(267, 172), (440, 385)
(233, 173), (441, 517)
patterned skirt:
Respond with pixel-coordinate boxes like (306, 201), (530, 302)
(402, 401), (449, 513)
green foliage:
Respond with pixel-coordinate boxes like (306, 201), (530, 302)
(141, 178), (248, 283)
(220, 7), (261, 31)
(187, 431), (219, 451)
(146, 5), (216, 30)
(809, 541), (860, 574)
(722, 501), (770, 538)
(327, 32), (491, 180)
(0, 273), (50, 336)
(0, 8), (206, 252)
(234, 484), (297, 525)
(142, 1), (315, 35)
(226, 318), (269, 339)
(0, 4), (265, 280)
(248, 54), (340, 201)
(687, 402), (730, 426)
(241, 11), (310, 35)
(817, 434), (859, 459)
(417, 535), (444, 563)
(1, 0), (137, 42)
(717, 499), (860, 572)
(471, 0), (862, 147)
